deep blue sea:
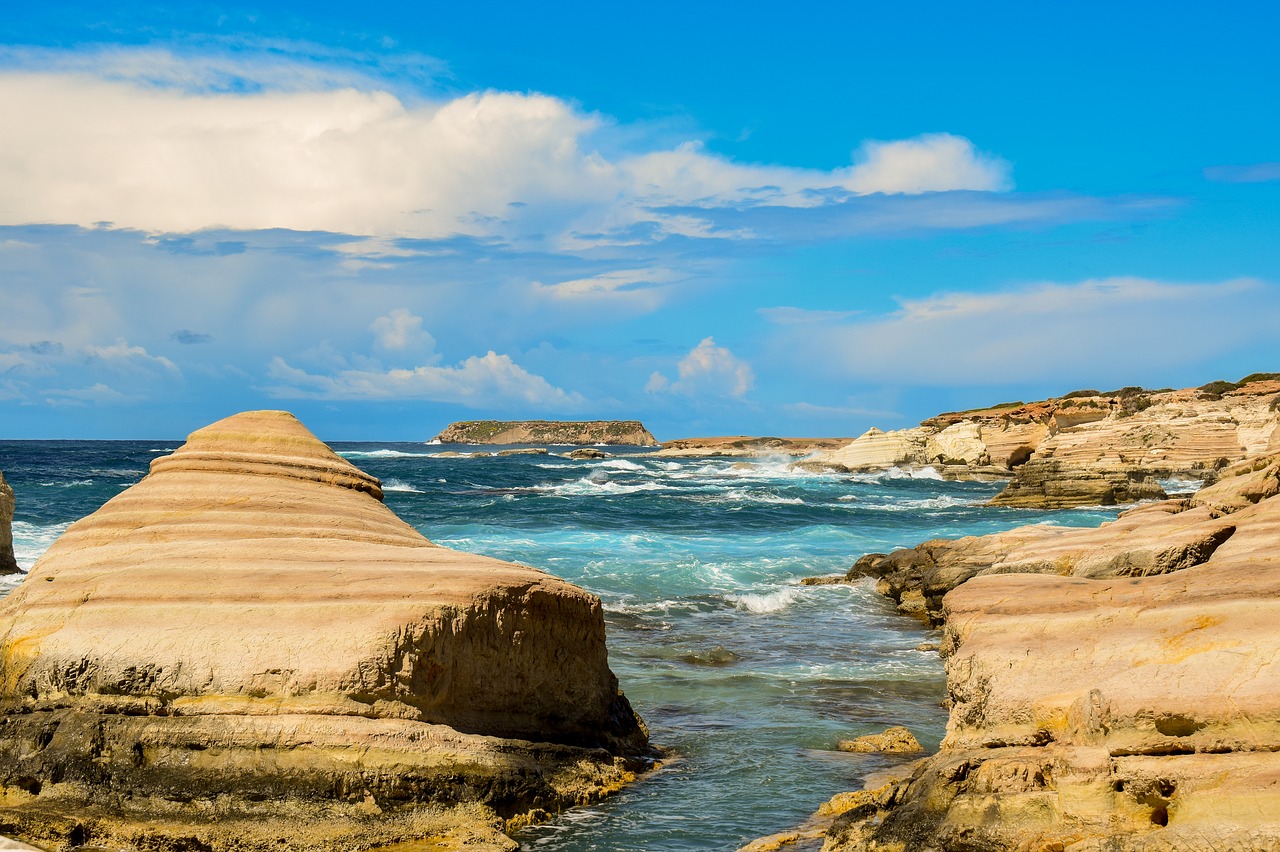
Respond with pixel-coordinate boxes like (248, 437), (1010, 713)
(0, 440), (1119, 851)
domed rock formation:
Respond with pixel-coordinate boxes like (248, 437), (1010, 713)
(0, 411), (647, 851)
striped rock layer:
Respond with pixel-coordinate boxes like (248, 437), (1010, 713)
(0, 471), (15, 575)
(0, 411), (647, 851)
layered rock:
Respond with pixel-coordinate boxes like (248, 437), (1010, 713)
(0, 411), (648, 852)
(805, 378), (1280, 505)
(433, 420), (658, 446)
(815, 454), (1280, 850)
(0, 471), (15, 575)
(655, 436), (849, 458)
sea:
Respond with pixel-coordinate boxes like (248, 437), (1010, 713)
(0, 440), (1120, 851)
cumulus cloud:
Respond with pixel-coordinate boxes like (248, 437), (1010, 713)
(649, 337), (754, 398)
(0, 50), (1013, 244)
(791, 277), (1278, 385)
(531, 268), (677, 312)
(266, 350), (584, 408)
(43, 382), (136, 404)
(370, 308), (435, 351)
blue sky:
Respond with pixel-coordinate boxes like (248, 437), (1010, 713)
(1, 2), (1277, 439)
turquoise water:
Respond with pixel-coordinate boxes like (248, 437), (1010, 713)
(0, 441), (1119, 850)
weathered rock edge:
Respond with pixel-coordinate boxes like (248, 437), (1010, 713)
(0, 411), (650, 851)
(0, 472), (16, 575)
(800, 453), (1280, 851)
(433, 420), (658, 446)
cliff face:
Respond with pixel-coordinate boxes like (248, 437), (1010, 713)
(820, 454), (1280, 851)
(806, 378), (1280, 507)
(656, 436), (849, 457)
(0, 471), (15, 575)
(434, 419), (658, 446)
(0, 411), (648, 851)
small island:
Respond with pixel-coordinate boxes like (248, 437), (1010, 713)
(433, 420), (659, 446)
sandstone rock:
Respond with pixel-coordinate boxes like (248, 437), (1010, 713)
(923, 422), (987, 467)
(823, 478), (1280, 850)
(804, 427), (929, 472)
(0, 471), (16, 575)
(0, 411), (648, 851)
(988, 458), (1168, 508)
(434, 420), (657, 446)
(0, 838), (46, 851)
(837, 726), (923, 754)
(496, 447), (548, 456)
(567, 448), (610, 459)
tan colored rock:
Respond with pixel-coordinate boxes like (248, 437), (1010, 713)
(805, 427), (929, 471)
(0, 411), (647, 851)
(923, 422), (987, 466)
(0, 471), (15, 575)
(0, 837), (46, 851)
(567, 447), (610, 459)
(837, 726), (923, 754)
(823, 479), (1280, 850)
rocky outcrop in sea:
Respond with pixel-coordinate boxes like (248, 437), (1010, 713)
(0, 471), (16, 575)
(433, 419), (658, 446)
(0, 411), (648, 852)
(804, 376), (1280, 508)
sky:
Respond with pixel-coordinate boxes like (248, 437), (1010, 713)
(1, 2), (1278, 440)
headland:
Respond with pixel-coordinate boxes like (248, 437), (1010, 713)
(432, 420), (658, 446)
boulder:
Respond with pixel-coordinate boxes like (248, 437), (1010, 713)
(0, 471), (15, 575)
(0, 411), (648, 851)
(837, 726), (924, 755)
(567, 448), (610, 459)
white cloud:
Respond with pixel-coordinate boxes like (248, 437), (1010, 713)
(43, 382), (136, 404)
(758, 306), (862, 324)
(266, 350), (584, 408)
(650, 337), (754, 398)
(531, 268), (676, 311)
(85, 339), (180, 374)
(794, 277), (1277, 385)
(370, 308), (435, 351)
(0, 52), (1012, 243)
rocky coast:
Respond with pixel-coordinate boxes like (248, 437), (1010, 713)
(803, 375), (1280, 508)
(761, 384), (1280, 850)
(0, 411), (649, 852)
(655, 436), (850, 458)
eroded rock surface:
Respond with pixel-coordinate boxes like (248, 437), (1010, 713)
(0, 411), (648, 851)
(805, 378), (1280, 506)
(818, 453), (1280, 850)
(0, 472), (16, 575)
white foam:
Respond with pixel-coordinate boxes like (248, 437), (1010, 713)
(536, 478), (667, 497)
(11, 520), (71, 570)
(598, 459), (645, 471)
(382, 478), (423, 493)
(728, 587), (800, 614)
(338, 449), (435, 459)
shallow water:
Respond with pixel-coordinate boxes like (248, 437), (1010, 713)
(0, 441), (1119, 850)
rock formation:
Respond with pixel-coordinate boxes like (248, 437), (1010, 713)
(804, 377), (1280, 506)
(433, 420), (658, 446)
(807, 452), (1280, 850)
(0, 411), (648, 852)
(655, 436), (849, 458)
(0, 471), (16, 575)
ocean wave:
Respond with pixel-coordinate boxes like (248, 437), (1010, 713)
(686, 489), (805, 506)
(88, 468), (145, 478)
(727, 587), (801, 614)
(382, 478), (424, 493)
(535, 478), (667, 497)
(337, 449), (436, 459)
(11, 520), (71, 570)
(38, 479), (94, 488)
(857, 495), (981, 512)
(598, 458), (646, 472)
(846, 465), (945, 483)
(1157, 477), (1204, 493)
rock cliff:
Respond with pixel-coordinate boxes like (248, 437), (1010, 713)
(433, 419), (658, 446)
(0, 411), (648, 852)
(802, 453), (1280, 850)
(0, 471), (16, 575)
(804, 377), (1280, 506)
